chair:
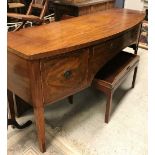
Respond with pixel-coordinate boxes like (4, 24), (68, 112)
(7, 0), (48, 31)
(8, 0), (25, 13)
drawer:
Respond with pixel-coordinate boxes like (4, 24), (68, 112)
(89, 25), (140, 81)
(41, 49), (89, 104)
(93, 51), (140, 89)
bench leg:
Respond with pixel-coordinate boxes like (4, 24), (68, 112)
(105, 91), (113, 123)
(68, 95), (73, 104)
(132, 67), (138, 88)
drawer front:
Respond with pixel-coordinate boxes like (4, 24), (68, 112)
(113, 55), (139, 86)
(88, 25), (140, 82)
(41, 49), (89, 104)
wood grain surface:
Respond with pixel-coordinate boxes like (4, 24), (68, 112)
(8, 9), (145, 60)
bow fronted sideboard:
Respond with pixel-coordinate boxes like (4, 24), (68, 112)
(7, 9), (145, 152)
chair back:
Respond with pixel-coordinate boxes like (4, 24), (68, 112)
(27, 0), (48, 19)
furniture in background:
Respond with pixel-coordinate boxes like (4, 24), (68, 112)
(139, 0), (148, 49)
(53, 0), (115, 21)
(139, 20), (148, 49)
(7, 0), (48, 31)
(8, 9), (145, 152)
(93, 51), (139, 123)
(7, 0), (25, 13)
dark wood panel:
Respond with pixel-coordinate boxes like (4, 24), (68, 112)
(88, 24), (140, 83)
(7, 52), (31, 103)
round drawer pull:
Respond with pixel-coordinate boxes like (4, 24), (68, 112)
(64, 70), (72, 79)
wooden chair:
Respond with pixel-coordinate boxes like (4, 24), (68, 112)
(7, 0), (48, 31)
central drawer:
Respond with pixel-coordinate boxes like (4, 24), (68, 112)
(41, 49), (89, 104)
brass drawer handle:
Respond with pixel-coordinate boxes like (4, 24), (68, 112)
(64, 70), (72, 79)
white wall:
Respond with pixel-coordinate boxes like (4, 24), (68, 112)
(124, 0), (144, 11)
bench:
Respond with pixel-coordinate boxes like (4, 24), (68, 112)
(92, 51), (140, 123)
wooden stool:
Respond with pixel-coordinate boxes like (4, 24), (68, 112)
(92, 51), (140, 123)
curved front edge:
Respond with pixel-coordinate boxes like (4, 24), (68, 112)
(87, 23), (142, 85)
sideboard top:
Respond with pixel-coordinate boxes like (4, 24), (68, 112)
(8, 9), (145, 60)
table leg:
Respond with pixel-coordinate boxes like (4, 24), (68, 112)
(68, 95), (73, 104)
(105, 91), (113, 123)
(29, 61), (46, 152)
(8, 90), (15, 120)
(34, 106), (46, 153)
(132, 66), (138, 88)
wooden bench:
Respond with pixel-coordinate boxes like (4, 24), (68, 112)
(92, 51), (140, 123)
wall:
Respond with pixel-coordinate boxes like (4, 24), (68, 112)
(124, 0), (144, 11)
(115, 0), (125, 8)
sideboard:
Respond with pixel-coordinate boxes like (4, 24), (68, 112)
(7, 9), (145, 152)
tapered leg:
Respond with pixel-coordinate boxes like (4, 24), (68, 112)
(105, 91), (113, 123)
(29, 61), (46, 152)
(132, 67), (138, 88)
(34, 106), (46, 153)
(7, 90), (15, 120)
(68, 95), (73, 104)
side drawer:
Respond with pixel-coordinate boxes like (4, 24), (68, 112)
(7, 52), (31, 103)
(41, 49), (89, 104)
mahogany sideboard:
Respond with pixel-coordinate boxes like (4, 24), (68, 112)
(53, 0), (115, 21)
(7, 9), (145, 152)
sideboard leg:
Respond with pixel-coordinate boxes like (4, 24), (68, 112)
(29, 61), (46, 153)
(105, 91), (113, 123)
(34, 106), (46, 153)
(68, 95), (73, 104)
(8, 90), (15, 120)
(132, 67), (138, 88)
